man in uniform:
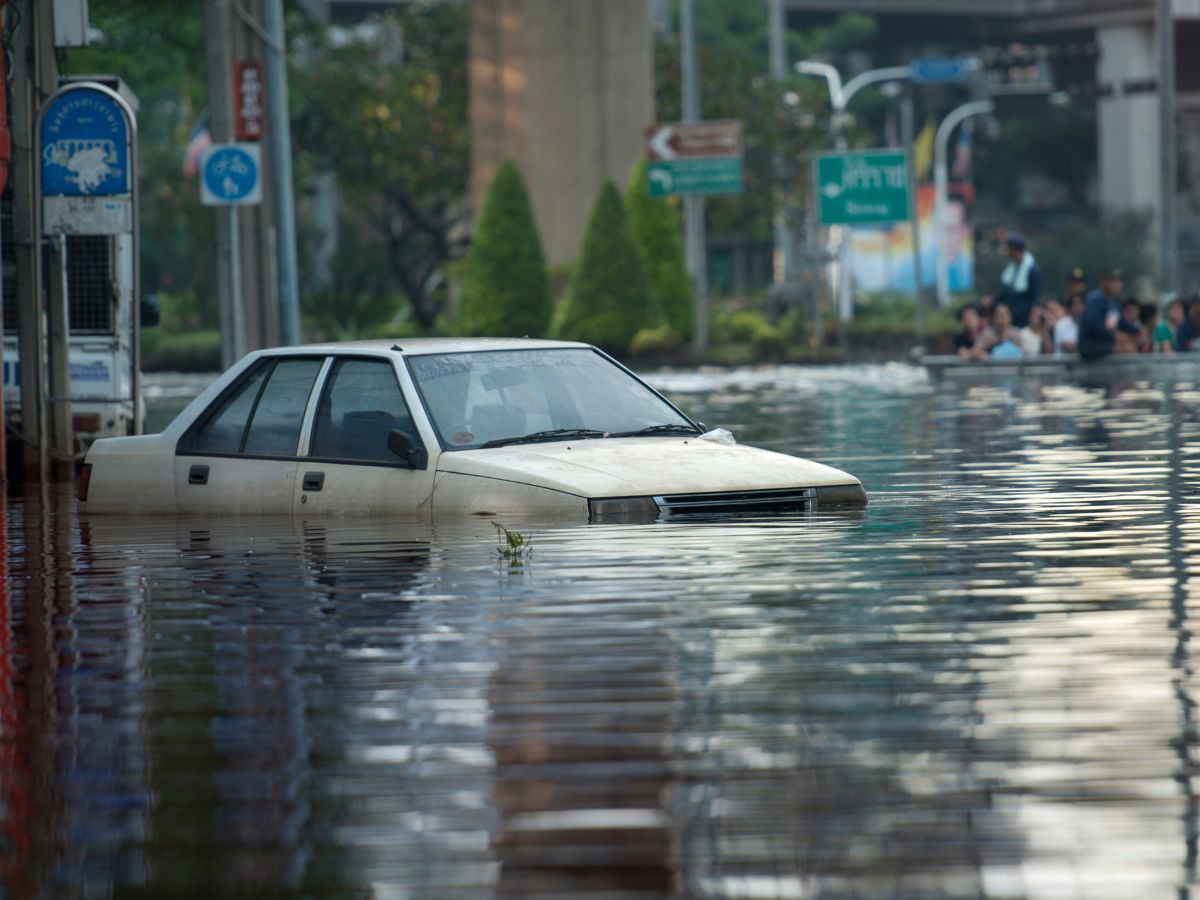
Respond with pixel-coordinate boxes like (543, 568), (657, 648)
(994, 232), (1042, 328)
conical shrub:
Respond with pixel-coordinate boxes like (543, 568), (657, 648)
(459, 159), (552, 337)
(625, 157), (694, 341)
(553, 180), (659, 353)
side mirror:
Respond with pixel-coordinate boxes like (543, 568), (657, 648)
(387, 428), (428, 470)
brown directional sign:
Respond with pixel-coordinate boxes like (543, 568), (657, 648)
(645, 120), (744, 197)
(645, 120), (742, 161)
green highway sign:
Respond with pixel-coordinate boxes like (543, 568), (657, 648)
(647, 157), (743, 198)
(645, 120), (743, 197)
(815, 150), (911, 226)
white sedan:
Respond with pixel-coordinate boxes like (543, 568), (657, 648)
(78, 339), (866, 521)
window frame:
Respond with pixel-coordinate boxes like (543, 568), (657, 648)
(301, 354), (427, 469)
(177, 354), (328, 460)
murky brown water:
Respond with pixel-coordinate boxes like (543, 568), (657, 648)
(4, 363), (1200, 898)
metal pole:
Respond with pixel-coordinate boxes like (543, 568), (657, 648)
(229, 209), (246, 359)
(1158, 0), (1178, 294)
(14, 0), (56, 481)
(46, 239), (72, 475)
(934, 100), (993, 307)
(768, 0), (795, 286)
(263, 0), (301, 346)
(205, 0), (240, 367)
(901, 94), (925, 342)
(681, 0), (707, 353)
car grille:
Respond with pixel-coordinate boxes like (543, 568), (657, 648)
(653, 487), (816, 515)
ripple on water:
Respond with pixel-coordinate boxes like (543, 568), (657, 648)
(2, 366), (1199, 898)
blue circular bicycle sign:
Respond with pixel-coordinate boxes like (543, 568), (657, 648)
(200, 144), (262, 206)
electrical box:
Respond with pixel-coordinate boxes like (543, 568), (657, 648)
(52, 0), (90, 48)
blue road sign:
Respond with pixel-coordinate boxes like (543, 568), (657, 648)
(200, 144), (262, 206)
(40, 86), (131, 197)
(910, 57), (973, 84)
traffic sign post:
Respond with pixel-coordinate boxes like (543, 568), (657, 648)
(814, 150), (911, 226)
(645, 119), (743, 197)
(200, 143), (262, 206)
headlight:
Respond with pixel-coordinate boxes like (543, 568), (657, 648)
(814, 483), (868, 506)
(588, 496), (660, 522)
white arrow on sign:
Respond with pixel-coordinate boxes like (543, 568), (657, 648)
(649, 167), (674, 191)
(649, 127), (676, 161)
(822, 182), (842, 199)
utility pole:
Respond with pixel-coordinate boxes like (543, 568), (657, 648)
(204, 0), (245, 368)
(263, 0), (301, 346)
(768, 0), (795, 287)
(1158, 0), (1178, 294)
(12, 0), (57, 481)
(681, 0), (707, 354)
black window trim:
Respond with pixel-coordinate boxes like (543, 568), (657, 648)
(302, 354), (427, 469)
(177, 354), (327, 461)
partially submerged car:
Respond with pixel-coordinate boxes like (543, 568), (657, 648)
(79, 339), (866, 521)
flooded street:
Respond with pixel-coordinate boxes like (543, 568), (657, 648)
(4, 363), (1200, 898)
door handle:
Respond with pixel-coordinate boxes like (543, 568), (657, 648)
(302, 471), (325, 492)
(188, 464), (209, 485)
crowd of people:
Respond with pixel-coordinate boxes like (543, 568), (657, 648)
(954, 232), (1200, 361)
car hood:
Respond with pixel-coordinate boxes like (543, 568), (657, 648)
(435, 437), (860, 498)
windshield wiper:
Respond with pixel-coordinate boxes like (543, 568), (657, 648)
(479, 428), (606, 449)
(606, 424), (701, 438)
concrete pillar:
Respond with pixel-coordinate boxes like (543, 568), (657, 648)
(1096, 24), (1161, 220)
(470, 0), (655, 266)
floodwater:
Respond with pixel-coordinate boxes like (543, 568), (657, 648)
(4, 362), (1200, 899)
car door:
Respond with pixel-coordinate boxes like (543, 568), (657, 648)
(175, 356), (324, 515)
(293, 356), (437, 519)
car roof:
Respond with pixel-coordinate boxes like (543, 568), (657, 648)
(253, 337), (591, 358)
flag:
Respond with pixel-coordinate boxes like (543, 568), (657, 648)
(182, 113), (211, 177)
(951, 120), (974, 181)
(912, 119), (935, 183)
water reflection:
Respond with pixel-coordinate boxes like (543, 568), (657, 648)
(2, 366), (1199, 897)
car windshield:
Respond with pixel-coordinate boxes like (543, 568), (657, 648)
(407, 348), (696, 450)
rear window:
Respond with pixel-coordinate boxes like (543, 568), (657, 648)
(188, 358), (322, 456)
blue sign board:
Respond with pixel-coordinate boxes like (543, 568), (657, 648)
(910, 57), (973, 84)
(200, 144), (262, 206)
(40, 86), (131, 197)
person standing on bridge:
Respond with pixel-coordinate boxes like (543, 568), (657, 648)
(1079, 268), (1141, 360)
(994, 232), (1042, 329)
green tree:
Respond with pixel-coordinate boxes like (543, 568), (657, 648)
(64, 1), (215, 312)
(625, 158), (693, 340)
(458, 160), (552, 337)
(554, 182), (658, 353)
(293, 7), (469, 329)
(301, 217), (404, 340)
(655, 8), (877, 247)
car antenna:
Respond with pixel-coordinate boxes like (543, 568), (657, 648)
(391, 343), (403, 352)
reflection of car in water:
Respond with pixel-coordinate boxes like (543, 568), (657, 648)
(79, 338), (867, 521)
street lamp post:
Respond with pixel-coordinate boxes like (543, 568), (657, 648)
(933, 99), (993, 308)
(795, 61), (912, 324)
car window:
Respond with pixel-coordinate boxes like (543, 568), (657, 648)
(310, 358), (417, 463)
(242, 358), (324, 455)
(408, 348), (692, 449)
(190, 363), (270, 454)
